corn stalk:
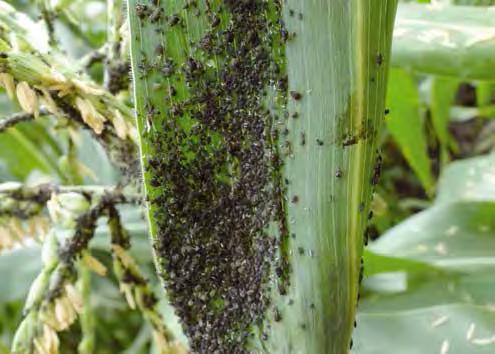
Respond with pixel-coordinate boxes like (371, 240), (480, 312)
(128, 1), (397, 353)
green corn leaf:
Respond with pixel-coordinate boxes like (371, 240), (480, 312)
(128, 1), (398, 352)
(430, 76), (460, 163)
(453, 0), (495, 5)
(386, 68), (434, 194)
(357, 153), (495, 354)
(355, 304), (495, 354)
(476, 82), (495, 106)
(393, 3), (495, 80)
(0, 123), (65, 181)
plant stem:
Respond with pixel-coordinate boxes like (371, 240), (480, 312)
(0, 109), (50, 133)
(78, 266), (95, 354)
(260, 1), (398, 353)
(128, 1), (398, 352)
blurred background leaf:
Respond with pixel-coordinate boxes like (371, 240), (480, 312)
(386, 68), (434, 194)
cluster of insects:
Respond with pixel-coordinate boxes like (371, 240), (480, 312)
(135, 1), (292, 351)
(133, 0), (387, 351)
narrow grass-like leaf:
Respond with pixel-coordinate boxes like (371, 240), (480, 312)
(0, 124), (64, 181)
(431, 76), (460, 162)
(386, 68), (433, 193)
(476, 82), (495, 106)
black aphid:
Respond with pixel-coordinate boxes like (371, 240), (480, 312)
(143, 1), (291, 352)
(135, 4), (149, 19)
(371, 154), (382, 185)
(154, 44), (164, 55)
(376, 53), (383, 66)
(211, 15), (221, 27)
(290, 90), (303, 100)
(343, 135), (357, 147)
(169, 14), (181, 26)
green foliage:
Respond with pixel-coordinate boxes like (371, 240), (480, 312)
(356, 153), (495, 353)
(386, 68), (434, 193)
(392, 4), (495, 80)
(431, 77), (460, 162)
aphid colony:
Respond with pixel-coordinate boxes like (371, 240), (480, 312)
(134, 1), (292, 352)
(133, 0), (386, 352)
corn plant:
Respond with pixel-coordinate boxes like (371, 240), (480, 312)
(128, 1), (398, 352)
(3, 0), (495, 353)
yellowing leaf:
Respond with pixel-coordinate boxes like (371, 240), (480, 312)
(40, 88), (61, 116)
(0, 73), (15, 99)
(112, 109), (128, 139)
(16, 81), (39, 117)
(82, 252), (107, 276)
(75, 97), (106, 134)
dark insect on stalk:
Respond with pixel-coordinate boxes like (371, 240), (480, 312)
(154, 44), (164, 55)
(211, 15), (221, 27)
(135, 4), (149, 19)
(169, 14), (181, 26)
(149, 7), (162, 23)
(371, 154), (383, 185)
(300, 132), (306, 146)
(376, 53), (384, 65)
(343, 135), (357, 147)
(290, 90), (303, 100)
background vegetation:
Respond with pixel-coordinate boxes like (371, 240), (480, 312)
(1, 0), (495, 353)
